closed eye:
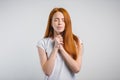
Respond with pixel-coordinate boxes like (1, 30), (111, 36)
(53, 18), (64, 22)
(54, 18), (59, 22)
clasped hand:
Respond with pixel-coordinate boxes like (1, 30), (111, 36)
(54, 35), (64, 50)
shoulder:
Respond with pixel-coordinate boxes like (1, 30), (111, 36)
(37, 37), (51, 43)
(37, 37), (52, 48)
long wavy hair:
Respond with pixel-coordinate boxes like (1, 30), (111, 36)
(44, 7), (80, 60)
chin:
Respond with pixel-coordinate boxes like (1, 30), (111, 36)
(57, 30), (64, 33)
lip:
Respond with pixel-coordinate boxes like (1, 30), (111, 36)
(57, 27), (63, 30)
(57, 26), (63, 28)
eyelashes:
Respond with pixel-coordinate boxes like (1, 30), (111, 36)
(54, 18), (64, 22)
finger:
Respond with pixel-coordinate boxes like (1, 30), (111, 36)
(58, 35), (63, 40)
(60, 41), (64, 44)
(57, 35), (62, 38)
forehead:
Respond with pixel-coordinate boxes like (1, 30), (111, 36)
(52, 12), (64, 18)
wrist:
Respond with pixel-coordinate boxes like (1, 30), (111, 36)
(53, 47), (59, 51)
(59, 45), (65, 53)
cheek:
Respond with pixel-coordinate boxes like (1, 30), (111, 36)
(52, 21), (57, 26)
(63, 23), (65, 27)
(63, 23), (65, 26)
(51, 22), (57, 29)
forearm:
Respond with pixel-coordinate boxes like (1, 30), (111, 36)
(43, 48), (58, 76)
(60, 49), (81, 73)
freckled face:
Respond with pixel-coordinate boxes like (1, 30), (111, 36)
(52, 12), (65, 34)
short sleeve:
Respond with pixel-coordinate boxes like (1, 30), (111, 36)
(77, 36), (83, 45)
(78, 39), (82, 45)
(36, 39), (46, 51)
(77, 37), (84, 55)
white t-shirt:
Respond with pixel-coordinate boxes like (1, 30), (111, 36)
(37, 37), (82, 80)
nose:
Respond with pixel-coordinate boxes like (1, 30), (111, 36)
(58, 20), (62, 25)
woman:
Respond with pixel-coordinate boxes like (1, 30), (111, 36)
(37, 7), (83, 80)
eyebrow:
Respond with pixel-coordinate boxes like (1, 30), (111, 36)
(54, 18), (64, 19)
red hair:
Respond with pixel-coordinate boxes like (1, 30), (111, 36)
(44, 7), (80, 60)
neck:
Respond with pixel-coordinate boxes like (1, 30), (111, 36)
(54, 31), (60, 38)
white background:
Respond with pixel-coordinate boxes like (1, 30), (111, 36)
(0, 0), (120, 80)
